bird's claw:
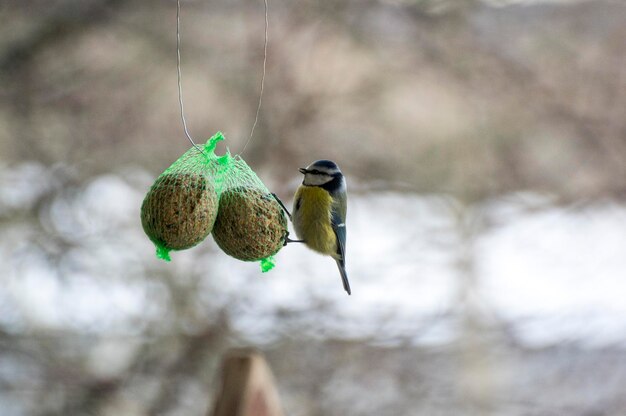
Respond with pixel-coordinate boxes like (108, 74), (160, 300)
(283, 231), (304, 246)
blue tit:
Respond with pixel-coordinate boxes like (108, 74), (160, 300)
(292, 160), (351, 295)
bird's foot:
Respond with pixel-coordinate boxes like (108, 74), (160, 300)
(283, 231), (304, 246)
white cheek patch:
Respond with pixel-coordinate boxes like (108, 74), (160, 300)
(303, 173), (332, 186)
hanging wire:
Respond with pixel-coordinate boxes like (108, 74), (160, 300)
(239, 0), (269, 156)
(177, 0), (204, 154)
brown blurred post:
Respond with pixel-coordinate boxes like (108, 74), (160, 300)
(210, 349), (284, 416)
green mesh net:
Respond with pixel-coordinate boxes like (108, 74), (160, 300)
(141, 132), (287, 272)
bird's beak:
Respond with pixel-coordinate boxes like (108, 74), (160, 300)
(298, 167), (308, 174)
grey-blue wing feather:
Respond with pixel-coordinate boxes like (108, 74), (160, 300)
(331, 206), (350, 295)
(331, 209), (346, 261)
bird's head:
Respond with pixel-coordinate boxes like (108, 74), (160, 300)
(299, 160), (343, 187)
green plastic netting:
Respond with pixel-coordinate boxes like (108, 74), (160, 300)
(141, 132), (287, 272)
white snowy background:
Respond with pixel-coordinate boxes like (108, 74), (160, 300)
(3, 164), (625, 348)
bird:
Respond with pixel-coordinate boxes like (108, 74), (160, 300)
(292, 160), (351, 295)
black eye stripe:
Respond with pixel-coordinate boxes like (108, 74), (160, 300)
(307, 167), (341, 176)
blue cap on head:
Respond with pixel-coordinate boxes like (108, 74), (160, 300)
(310, 160), (339, 170)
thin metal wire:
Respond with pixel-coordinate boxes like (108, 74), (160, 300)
(177, 0), (204, 154)
(239, 0), (268, 156)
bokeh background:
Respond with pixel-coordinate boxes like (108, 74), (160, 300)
(2, 0), (626, 415)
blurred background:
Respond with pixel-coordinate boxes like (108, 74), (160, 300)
(1, 0), (626, 415)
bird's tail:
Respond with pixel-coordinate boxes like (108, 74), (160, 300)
(335, 259), (351, 295)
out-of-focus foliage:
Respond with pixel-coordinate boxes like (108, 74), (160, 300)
(1, 0), (625, 415)
(2, 0), (625, 199)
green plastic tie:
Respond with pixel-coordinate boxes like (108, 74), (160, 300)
(260, 256), (275, 272)
(204, 131), (225, 154)
(156, 245), (171, 262)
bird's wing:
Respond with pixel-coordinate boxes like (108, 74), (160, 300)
(330, 196), (347, 262)
(331, 205), (350, 295)
(331, 207), (346, 262)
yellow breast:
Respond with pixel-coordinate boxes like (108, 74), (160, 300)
(293, 186), (337, 256)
